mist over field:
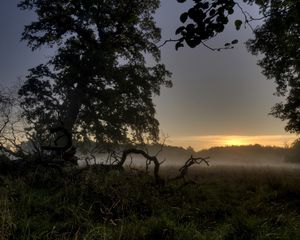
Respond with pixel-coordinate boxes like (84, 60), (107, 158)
(78, 144), (300, 170)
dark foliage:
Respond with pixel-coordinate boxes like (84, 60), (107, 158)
(175, 0), (237, 49)
(247, 1), (300, 133)
(18, 0), (172, 145)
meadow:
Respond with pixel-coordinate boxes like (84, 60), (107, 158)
(0, 162), (300, 240)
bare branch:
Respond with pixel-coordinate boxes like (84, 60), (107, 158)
(172, 155), (210, 181)
(117, 148), (164, 183)
(158, 38), (234, 52)
(201, 41), (234, 52)
(234, 1), (255, 32)
(158, 38), (181, 48)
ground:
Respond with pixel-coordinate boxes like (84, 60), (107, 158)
(0, 165), (300, 239)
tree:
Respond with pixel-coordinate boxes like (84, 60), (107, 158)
(176, 0), (300, 134)
(246, 0), (300, 133)
(18, 0), (172, 147)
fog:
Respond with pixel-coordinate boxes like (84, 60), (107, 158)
(77, 144), (300, 171)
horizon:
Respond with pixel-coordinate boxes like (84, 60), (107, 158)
(165, 134), (297, 151)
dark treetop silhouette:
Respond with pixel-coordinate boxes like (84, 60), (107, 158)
(18, 0), (172, 146)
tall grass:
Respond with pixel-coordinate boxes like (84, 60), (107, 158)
(0, 165), (299, 239)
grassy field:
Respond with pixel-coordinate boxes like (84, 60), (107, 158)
(0, 164), (300, 239)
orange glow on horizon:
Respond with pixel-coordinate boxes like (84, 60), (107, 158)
(166, 135), (297, 151)
(223, 138), (249, 146)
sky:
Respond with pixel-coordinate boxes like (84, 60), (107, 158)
(0, 0), (297, 150)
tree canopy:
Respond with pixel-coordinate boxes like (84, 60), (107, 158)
(18, 0), (171, 146)
(247, 0), (300, 133)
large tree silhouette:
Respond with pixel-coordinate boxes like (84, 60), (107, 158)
(18, 0), (171, 145)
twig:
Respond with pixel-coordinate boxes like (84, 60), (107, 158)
(158, 38), (181, 48)
(201, 41), (234, 52)
(234, 1), (254, 32)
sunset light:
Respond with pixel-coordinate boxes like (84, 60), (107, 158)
(223, 138), (248, 146)
(167, 135), (297, 151)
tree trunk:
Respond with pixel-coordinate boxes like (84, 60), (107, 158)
(62, 82), (86, 135)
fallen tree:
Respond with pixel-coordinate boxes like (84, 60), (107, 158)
(0, 114), (210, 182)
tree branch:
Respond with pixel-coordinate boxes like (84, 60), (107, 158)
(118, 148), (163, 183)
(158, 38), (181, 48)
(172, 155), (210, 181)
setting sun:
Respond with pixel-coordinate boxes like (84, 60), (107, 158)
(224, 138), (247, 146)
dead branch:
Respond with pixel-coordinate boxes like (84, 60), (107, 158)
(172, 155), (210, 181)
(117, 148), (163, 183)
